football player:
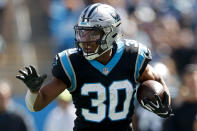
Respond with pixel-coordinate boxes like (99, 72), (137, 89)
(16, 3), (173, 131)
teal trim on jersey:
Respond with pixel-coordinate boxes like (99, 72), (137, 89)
(88, 41), (125, 76)
(135, 44), (147, 82)
(59, 51), (76, 92)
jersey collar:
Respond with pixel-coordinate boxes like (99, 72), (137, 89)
(88, 41), (125, 76)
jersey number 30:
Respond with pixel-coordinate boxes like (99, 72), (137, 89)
(81, 80), (133, 122)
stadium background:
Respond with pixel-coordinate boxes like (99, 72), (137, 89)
(0, 0), (197, 131)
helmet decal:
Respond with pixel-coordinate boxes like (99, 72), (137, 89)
(110, 12), (121, 22)
(86, 4), (101, 19)
(81, 3), (101, 22)
(81, 5), (91, 22)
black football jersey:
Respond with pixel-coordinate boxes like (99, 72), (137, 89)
(52, 39), (152, 131)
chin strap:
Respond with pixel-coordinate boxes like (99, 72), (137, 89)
(83, 45), (113, 60)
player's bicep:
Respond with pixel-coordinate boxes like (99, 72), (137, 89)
(40, 77), (67, 99)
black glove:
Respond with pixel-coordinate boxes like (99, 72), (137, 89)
(16, 65), (47, 92)
(141, 92), (174, 118)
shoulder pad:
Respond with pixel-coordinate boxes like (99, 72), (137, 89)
(67, 48), (78, 55)
(123, 39), (138, 48)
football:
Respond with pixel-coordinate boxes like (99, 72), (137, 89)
(137, 80), (165, 105)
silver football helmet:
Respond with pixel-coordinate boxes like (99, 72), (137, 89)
(74, 3), (121, 60)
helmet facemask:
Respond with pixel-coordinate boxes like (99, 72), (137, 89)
(74, 25), (115, 60)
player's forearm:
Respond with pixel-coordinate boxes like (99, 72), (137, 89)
(32, 78), (67, 111)
(154, 74), (171, 104)
(147, 65), (171, 104)
(33, 89), (52, 111)
(25, 88), (49, 112)
(138, 65), (171, 104)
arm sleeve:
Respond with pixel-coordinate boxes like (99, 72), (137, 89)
(52, 55), (71, 87)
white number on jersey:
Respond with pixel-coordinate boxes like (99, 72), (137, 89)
(81, 80), (133, 122)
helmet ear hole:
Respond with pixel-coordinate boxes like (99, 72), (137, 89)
(98, 19), (103, 21)
(112, 33), (117, 38)
(116, 23), (121, 27)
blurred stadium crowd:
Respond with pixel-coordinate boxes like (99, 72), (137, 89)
(0, 0), (197, 131)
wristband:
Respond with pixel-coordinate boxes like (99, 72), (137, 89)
(25, 90), (38, 112)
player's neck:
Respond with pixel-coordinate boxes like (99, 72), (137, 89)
(95, 49), (113, 65)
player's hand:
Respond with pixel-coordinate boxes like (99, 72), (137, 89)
(16, 65), (47, 92)
(141, 92), (174, 118)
